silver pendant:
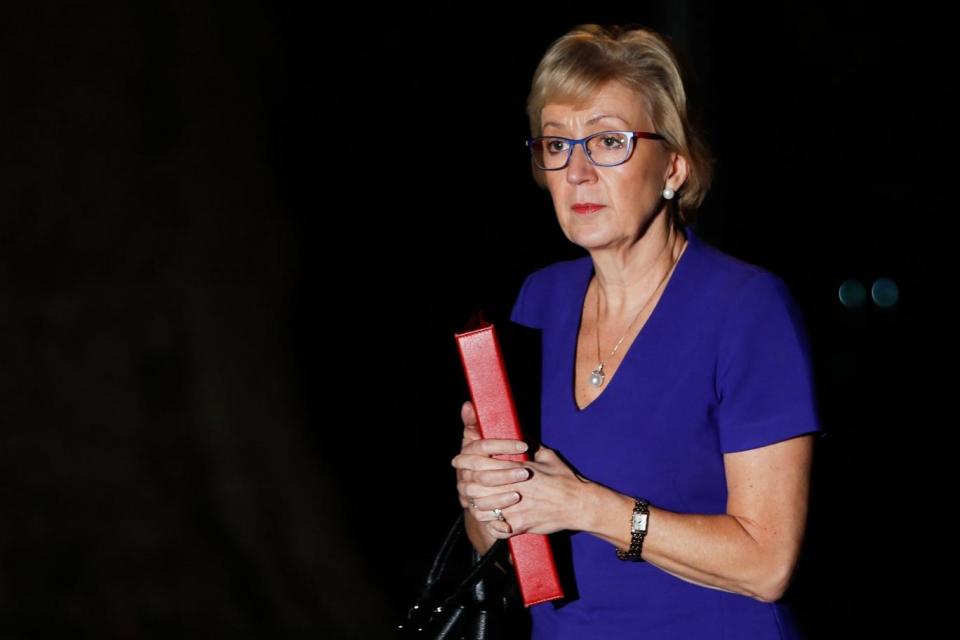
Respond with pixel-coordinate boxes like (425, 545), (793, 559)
(589, 364), (605, 387)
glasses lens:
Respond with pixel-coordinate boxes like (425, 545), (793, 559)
(530, 137), (570, 170)
(586, 132), (631, 166)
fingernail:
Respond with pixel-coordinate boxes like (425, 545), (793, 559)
(512, 492), (521, 501)
(515, 441), (528, 452)
(514, 469), (529, 481)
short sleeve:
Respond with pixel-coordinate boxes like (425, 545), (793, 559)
(716, 272), (824, 453)
(509, 270), (541, 329)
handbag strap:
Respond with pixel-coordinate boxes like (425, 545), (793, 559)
(417, 512), (508, 609)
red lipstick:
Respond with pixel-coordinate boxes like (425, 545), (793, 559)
(572, 203), (605, 214)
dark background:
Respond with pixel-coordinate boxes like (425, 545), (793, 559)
(1, 1), (951, 637)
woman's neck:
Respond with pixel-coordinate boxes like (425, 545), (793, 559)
(589, 222), (687, 319)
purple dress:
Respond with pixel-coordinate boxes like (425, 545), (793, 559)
(509, 225), (824, 639)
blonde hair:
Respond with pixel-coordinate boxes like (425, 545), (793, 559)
(526, 24), (714, 222)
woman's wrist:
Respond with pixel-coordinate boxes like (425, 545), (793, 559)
(464, 506), (497, 554)
(576, 481), (636, 544)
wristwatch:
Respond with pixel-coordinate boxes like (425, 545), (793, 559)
(616, 497), (649, 562)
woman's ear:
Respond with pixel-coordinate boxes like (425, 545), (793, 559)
(666, 152), (690, 193)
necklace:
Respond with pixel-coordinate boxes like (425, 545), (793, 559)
(588, 237), (688, 387)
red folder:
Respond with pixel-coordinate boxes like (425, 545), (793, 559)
(454, 317), (564, 607)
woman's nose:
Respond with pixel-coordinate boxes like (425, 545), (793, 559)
(565, 143), (598, 184)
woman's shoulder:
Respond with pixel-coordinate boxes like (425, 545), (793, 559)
(675, 228), (813, 357)
(525, 254), (592, 287)
(687, 231), (812, 358)
(508, 255), (591, 329)
(686, 227), (797, 307)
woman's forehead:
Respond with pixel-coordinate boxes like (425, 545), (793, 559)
(544, 81), (646, 110)
(542, 84), (650, 129)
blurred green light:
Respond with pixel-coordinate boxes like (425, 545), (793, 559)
(838, 279), (866, 309)
(871, 277), (899, 308)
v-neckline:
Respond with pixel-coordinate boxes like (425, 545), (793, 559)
(569, 227), (694, 414)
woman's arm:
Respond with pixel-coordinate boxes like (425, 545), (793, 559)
(585, 435), (813, 602)
(492, 434), (814, 603)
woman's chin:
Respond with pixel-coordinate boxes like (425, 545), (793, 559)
(570, 234), (615, 253)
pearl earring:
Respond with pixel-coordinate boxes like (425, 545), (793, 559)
(662, 187), (675, 200)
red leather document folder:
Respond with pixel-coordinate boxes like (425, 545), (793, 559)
(454, 317), (564, 607)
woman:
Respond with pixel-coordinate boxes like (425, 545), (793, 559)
(451, 23), (823, 639)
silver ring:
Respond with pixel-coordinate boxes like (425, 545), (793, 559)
(492, 508), (504, 521)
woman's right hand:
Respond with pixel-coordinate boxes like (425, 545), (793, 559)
(451, 400), (531, 538)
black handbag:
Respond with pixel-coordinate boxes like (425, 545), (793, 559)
(396, 512), (530, 639)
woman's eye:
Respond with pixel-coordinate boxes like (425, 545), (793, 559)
(601, 136), (625, 149)
(546, 140), (568, 153)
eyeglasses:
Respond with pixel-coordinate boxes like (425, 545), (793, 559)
(525, 130), (665, 170)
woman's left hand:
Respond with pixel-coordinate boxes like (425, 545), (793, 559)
(489, 444), (592, 539)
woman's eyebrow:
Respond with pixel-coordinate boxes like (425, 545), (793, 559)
(542, 114), (630, 131)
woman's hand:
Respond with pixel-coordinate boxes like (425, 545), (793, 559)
(451, 400), (530, 538)
(484, 444), (592, 539)
(451, 400), (594, 541)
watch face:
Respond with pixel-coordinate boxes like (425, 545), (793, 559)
(632, 512), (648, 532)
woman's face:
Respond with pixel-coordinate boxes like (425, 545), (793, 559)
(540, 81), (685, 252)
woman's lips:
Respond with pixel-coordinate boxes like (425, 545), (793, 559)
(572, 203), (605, 214)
